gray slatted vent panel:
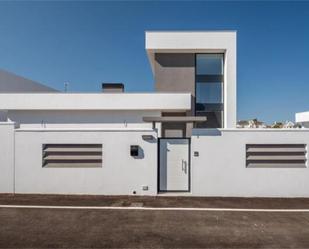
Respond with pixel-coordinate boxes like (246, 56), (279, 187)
(43, 144), (102, 168)
(246, 144), (307, 168)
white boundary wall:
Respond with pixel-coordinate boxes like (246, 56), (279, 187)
(0, 122), (15, 193)
(13, 129), (158, 195)
(2, 125), (309, 197)
(191, 129), (309, 197)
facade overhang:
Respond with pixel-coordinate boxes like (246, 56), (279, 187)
(145, 31), (237, 73)
(145, 31), (237, 129)
(0, 93), (191, 111)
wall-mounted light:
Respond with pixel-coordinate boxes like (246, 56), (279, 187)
(142, 135), (154, 141)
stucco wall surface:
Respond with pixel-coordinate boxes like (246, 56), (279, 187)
(8, 110), (160, 129)
(191, 129), (309, 197)
(296, 112), (309, 128)
(0, 93), (191, 111)
(14, 129), (157, 195)
(0, 122), (15, 193)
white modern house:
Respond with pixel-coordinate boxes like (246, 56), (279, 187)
(296, 111), (309, 128)
(1, 31), (309, 197)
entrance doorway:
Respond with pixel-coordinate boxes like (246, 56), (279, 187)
(159, 138), (190, 192)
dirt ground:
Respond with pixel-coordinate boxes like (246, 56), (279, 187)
(1, 194), (309, 248)
(1, 193), (309, 208)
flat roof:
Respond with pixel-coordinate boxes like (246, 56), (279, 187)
(145, 30), (237, 33)
(146, 31), (236, 51)
(0, 93), (191, 111)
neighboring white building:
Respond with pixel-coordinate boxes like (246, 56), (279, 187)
(1, 31), (309, 197)
(296, 111), (309, 128)
(237, 119), (267, 128)
(283, 121), (296, 129)
(0, 69), (58, 121)
(0, 69), (58, 93)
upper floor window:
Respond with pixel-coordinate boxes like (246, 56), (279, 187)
(196, 54), (223, 75)
(195, 54), (224, 128)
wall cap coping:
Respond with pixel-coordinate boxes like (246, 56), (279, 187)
(0, 121), (15, 125)
(15, 128), (156, 132)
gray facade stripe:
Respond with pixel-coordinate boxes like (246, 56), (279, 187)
(143, 116), (206, 122)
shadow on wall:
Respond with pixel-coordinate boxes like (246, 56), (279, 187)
(0, 111), (7, 121)
(6, 110), (151, 125)
(142, 135), (157, 144)
(155, 53), (195, 67)
(192, 128), (222, 136)
(131, 146), (145, 159)
(131, 136), (158, 159)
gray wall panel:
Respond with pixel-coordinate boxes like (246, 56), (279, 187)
(154, 53), (195, 114)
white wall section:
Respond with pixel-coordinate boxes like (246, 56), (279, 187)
(191, 129), (309, 197)
(7, 110), (160, 129)
(2, 126), (309, 197)
(146, 31), (237, 51)
(0, 93), (191, 111)
(0, 122), (15, 193)
(296, 111), (309, 128)
(0, 69), (58, 93)
(14, 129), (158, 195)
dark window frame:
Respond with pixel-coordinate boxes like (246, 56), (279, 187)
(194, 53), (225, 128)
(195, 82), (224, 107)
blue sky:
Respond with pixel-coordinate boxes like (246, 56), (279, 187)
(0, 1), (308, 123)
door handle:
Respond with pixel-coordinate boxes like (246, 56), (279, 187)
(182, 160), (187, 173)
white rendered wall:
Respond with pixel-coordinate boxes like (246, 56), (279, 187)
(5, 124), (309, 197)
(0, 69), (58, 93)
(0, 122), (15, 193)
(296, 111), (309, 128)
(14, 129), (157, 195)
(0, 93), (191, 111)
(191, 129), (309, 197)
(8, 110), (160, 129)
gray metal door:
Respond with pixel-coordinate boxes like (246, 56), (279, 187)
(159, 139), (190, 192)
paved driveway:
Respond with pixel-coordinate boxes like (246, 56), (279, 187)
(1, 195), (309, 248)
